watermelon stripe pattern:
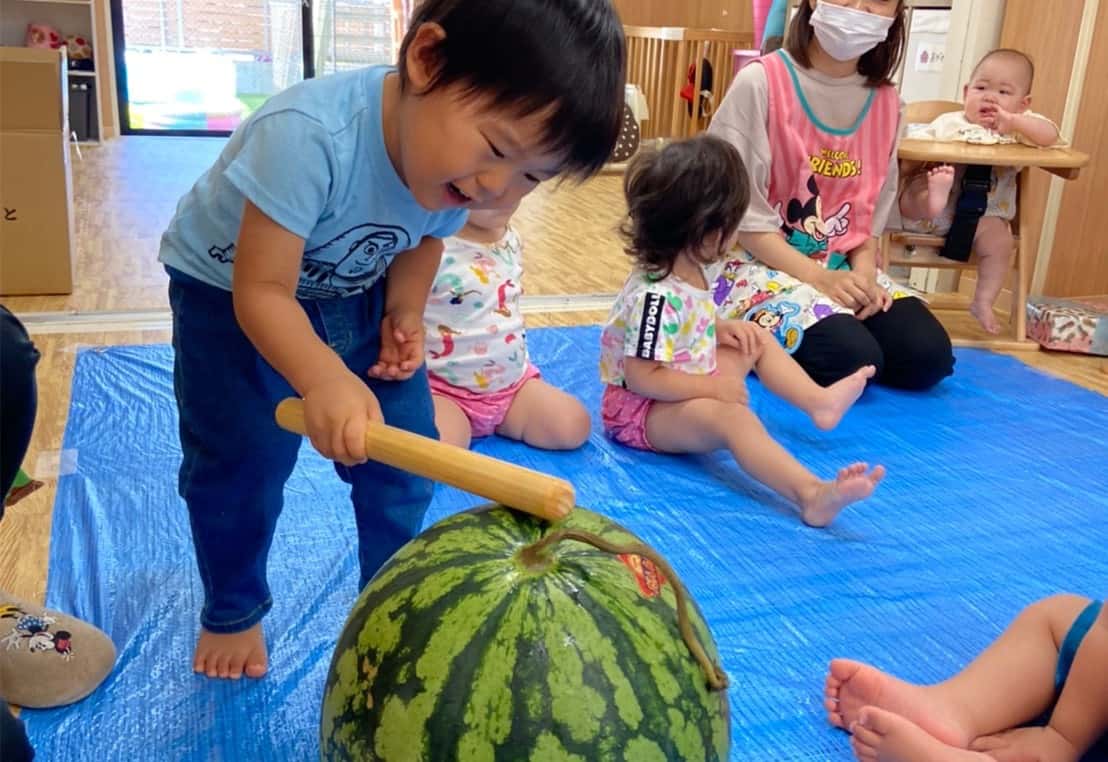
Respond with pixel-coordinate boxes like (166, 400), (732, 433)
(320, 505), (729, 761)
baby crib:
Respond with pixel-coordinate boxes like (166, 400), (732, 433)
(624, 26), (755, 140)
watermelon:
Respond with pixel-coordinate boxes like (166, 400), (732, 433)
(320, 504), (729, 761)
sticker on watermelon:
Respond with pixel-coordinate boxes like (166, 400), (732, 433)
(617, 552), (667, 598)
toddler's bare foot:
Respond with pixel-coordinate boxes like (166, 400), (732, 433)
(193, 622), (268, 680)
(969, 301), (1001, 334)
(926, 165), (956, 219)
(811, 365), (875, 431)
(799, 463), (885, 527)
(825, 659), (969, 748)
(850, 707), (988, 762)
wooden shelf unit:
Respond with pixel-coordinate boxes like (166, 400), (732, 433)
(0, 0), (117, 142)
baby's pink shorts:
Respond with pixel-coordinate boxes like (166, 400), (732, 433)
(429, 365), (541, 438)
(601, 384), (657, 452)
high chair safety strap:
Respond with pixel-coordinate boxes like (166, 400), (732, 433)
(940, 164), (992, 263)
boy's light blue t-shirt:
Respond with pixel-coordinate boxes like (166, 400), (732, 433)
(159, 66), (467, 300)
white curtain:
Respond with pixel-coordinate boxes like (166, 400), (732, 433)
(391, 0), (414, 54)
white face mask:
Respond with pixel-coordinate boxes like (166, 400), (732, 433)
(810, 1), (895, 62)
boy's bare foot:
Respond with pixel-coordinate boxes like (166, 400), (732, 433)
(850, 707), (988, 762)
(193, 622), (268, 680)
(825, 659), (969, 748)
(926, 165), (956, 219)
(810, 365), (876, 431)
(799, 464), (885, 527)
(969, 301), (1001, 334)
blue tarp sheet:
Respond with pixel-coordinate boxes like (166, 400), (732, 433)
(25, 327), (1108, 760)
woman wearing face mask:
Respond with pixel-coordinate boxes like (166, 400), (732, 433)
(709, 0), (954, 391)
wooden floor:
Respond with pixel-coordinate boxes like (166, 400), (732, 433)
(1, 137), (1105, 602)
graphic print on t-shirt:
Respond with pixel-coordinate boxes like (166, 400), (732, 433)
(299, 223), (412, 298)
(635, 292), (666, 360)
(206, 222), (413, 299)
(776, 174), (853, 260)
(808, 146), (862, 179)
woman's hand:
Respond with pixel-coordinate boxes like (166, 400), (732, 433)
(817, 270), (874, 313)
(852, 270), (894, 320)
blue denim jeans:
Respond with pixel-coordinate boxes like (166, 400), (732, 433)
(167, 268), (436, 634)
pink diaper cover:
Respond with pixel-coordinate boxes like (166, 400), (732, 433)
(600, 384), (656, 452)
(429, 365), (541, 438)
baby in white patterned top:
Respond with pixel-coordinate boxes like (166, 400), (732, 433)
(424, 203), (589, 450)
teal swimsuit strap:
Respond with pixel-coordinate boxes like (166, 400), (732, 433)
(1056, 600), (1103, 692)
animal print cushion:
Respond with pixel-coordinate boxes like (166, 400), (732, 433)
(1026, 296), (1108, 356)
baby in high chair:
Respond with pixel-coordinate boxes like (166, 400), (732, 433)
(898, 48), (1060, 334)
(424, 203), (590, 451)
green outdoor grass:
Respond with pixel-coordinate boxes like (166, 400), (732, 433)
(237, 94), (270, 115)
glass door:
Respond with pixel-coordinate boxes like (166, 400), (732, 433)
(111, 0), (402, 135)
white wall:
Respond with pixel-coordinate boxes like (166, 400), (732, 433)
(900, 8), (952, 102)
(939, 0), (1008, 99)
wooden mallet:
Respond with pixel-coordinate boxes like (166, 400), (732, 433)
(274, 398), (575, 522)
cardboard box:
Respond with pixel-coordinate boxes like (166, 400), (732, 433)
(0, 47), (68, 133)
(0, 131), (76, 295)
(1026, 296), (1108, 356)
(0, 46), (75, 296)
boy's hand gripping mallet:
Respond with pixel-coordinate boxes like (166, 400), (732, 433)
(275, 398), (575, 522)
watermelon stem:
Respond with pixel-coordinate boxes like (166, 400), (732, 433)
(519, 530), (730, 692)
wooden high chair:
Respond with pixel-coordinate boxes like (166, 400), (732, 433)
(884, 100), (1090, 351)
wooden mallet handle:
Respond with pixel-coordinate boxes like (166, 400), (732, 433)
(275, 398), (575, 522)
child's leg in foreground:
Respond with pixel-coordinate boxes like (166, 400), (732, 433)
(1043, 602), (1108, 756)
(323, 283), (438, 587)
(825, 594), (1093, 761)
(433, 394), (473, 448)
(644, 398), (883, 527)
(968, 216), (1014, 335)
(718, 344), (874, 431)
(171, 276), (301, 680)
(496, 378), (590, 450)
(971, 602), (1108, 762)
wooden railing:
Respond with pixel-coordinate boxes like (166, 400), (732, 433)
(625, 26), (755, 139)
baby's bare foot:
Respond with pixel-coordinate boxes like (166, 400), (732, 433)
(926, 165), (956, 219)
(800, 464), (885, 527)
(193, 622), (268, 680)
(969, 301), (1001, 334)
(825, 660), (969, 748)
(811, 365), (875, 431)
(850, 707), (988, 762)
